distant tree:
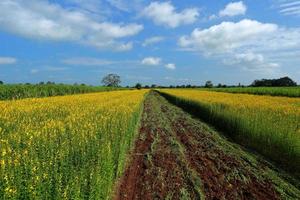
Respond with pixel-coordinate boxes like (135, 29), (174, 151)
(274, 77), (297, 86)
(135, 83), (142, 90)
(251, 77), (297, 87)
(217, 83), (222, 88)
(151, 84), (157, 88)
(169, 85), (174, 88)
(205, 81), (213, 88)
(39, 81), (44, 85)
(101, 74), (121, 87)
(144, 85), (150, 89)
(81, 83), (86, 86)
(0, 81), (3, 85)
(47, 81), (55, 85)
(186, 84), (192, 88)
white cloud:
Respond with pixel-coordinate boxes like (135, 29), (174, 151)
(30, 69), (39, 74)
(179, 19), (278, 54)
(219, 1), (247, 17)
(279, 1), (300, 8)
(62, 57), (139, 68)
(0, 57), (17, 65)
(165, 63), (176, 70)
(117, 42), (134, 51)
(141, 1), (199, 28)
(141, 57), (176, 70)
(30, 66), (68, 74)
(65, 0), (108, 16)
(142, 36), (165, 47)
(106, 0), (144, 12)
(178, 19), (300, 74)
(0, 0), (143, 51)
(62, 57), (116, 66)
(141, 57), (162, 65)
(224, 52), (280, 73)
(106, 0), (129, 12)
(277, 0), (300, 16)
(45, 67), (69, 71)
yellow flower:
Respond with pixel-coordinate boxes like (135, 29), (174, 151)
(0, 159), (5, 168)
(0, 90), (148, 198)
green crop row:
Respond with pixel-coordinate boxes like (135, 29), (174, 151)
(160, 89), (300, 178)
(0, 84), (126, 100)
(204, 87), (300, 97)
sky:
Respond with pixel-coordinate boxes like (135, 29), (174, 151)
(0, 0), (299, 86)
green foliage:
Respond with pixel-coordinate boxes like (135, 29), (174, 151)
(204, 81), (213, 88)
(135, 83), (142, 90)
(101, 74), (121, 87)
(252, 77), (297, 87)
(206, 87), (300, 97)
(0, 84), (124, 100)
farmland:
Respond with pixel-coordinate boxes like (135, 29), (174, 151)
(160, 89), (300, 175)
(205, 87), (300, 97)
(1, 89), (300, 199)
(0, 90), (147, 199)
(116, 91), (300, 199)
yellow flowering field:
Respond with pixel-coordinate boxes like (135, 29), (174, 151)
(161, 89), (300, 173)
(0, 90), (147, 199)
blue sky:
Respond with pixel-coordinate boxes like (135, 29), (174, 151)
(0, 0), (299, 86)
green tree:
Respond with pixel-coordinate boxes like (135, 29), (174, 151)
(135, 83), (142, 90)
(205, 81), (213, 88)
(101, 74), (121, 87)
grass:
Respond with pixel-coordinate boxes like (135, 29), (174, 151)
(0, 84), (126, 100)
(203, 87), (300, 97)
(159, 89), (300, 177)
(0, 90), (147, 199)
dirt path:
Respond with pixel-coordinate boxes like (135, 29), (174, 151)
(115, 91), (300, 200)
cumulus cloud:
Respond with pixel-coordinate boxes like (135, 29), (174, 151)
(179, 19), (278, 54)
(178, 19), (300, 73)
(141, 57), (162, 66)
(165, 63), (176, 70)
(224, 52), (280, 72)
(0, 0), (143, 51)
(219, 1), (247, 17)
(141, 1), (199, 28)
(142, 36), (165, 47)
(0, 57), (17, 65)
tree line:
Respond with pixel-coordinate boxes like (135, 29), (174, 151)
(0, 75), (297, 89)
